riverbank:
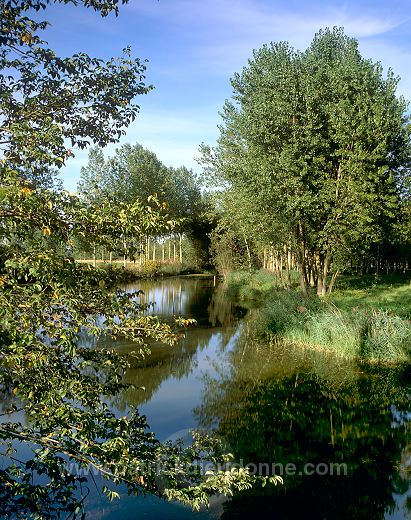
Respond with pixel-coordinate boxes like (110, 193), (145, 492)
(76, 259), (211, 284)
(223, 270), (411, 363)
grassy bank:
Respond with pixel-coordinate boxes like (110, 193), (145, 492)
(224, 270), (411, 363)
(77, 259), (206, 282)
(327, 273), (411, 318)
(223, 270), (300, 301)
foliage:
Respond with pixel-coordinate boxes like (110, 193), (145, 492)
(0, 0), (151, 183)
(222, 271), (411, 361)
(210, 221), (255, 275)
(0, 1), (269, 516)
(207, 190), (263, 274)
(0, 174), (188, 517)
(138, 259), (160, 277)
(78, 144), (205, 228)
(161, 431), (283, 512)
(200, 27), (411, 295)
(79, 144), (167, 204)
(223, 270), (300, 301)
(78, 144), (212, 267)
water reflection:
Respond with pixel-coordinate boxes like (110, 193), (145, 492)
(121, 276), (246, 327)
(94, 278), (244, 413)
(74, 277), (411, 518)
(195, 318), (411, 520)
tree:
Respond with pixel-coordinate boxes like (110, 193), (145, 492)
(0, 2), (267, 516)
(79, 145), (204, 219)
(79, 144), (168, 203)
(208, 190), (260, 274)
(1, 0), (151, 182)
(77, 147), (110, 202)
(78, 145), (211, 267)
(200, 27), (411, 294)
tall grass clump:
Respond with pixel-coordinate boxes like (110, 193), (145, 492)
(357, 311), (411, 362)
(295, 305), (359, 358)
(257, 292), (411, 363)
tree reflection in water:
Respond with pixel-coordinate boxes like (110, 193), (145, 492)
(196, 320), (411, 520)
(88, 277), (246, 409)
(76, 278), (410, 518)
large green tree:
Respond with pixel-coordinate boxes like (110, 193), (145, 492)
(200, 27), (411, 294)
(79, 144), (169, 204)
(0, 2), (267, 517)
(79, 144), (204, 221)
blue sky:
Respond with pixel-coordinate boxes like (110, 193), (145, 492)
(43, 0), (411, 192)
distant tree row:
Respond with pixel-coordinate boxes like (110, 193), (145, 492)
(77, 144), (214, 269)
(200, 27), (411, 293)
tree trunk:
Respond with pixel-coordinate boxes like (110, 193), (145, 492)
(278, 254), (284, 286)
(244, 236), (252, 271)
(123, 238), (127, 268)
(327, 269), (339, 293)
(317, 253), (330, 296)
(286, 249), (292, 288)
(309, 266), (316, 288)
(296, 224), (309, 295)
(179, 233), (183, 264)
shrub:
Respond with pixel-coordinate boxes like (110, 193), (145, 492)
(139, 260), (160, 277)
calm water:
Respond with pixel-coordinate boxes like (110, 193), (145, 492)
(82, 276), (411, 520)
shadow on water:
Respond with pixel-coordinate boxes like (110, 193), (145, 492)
(76, 277), (410, 518)
(195, 317), (411, 520)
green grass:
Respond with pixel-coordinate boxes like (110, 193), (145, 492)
(225, 270), (411, 363)
(258, 292), (411, 363)
(224, 269), (300, 301)
(328, 273), (411, 319)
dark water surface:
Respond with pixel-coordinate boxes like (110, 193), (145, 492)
(78, 277), (411, 518)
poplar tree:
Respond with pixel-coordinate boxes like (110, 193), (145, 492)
(201, 27), (411, 294)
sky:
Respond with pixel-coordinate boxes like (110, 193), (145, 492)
(41, 0), (411, 192)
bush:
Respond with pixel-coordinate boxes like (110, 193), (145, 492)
(358, 311), (411, 362)
(138, 260), (161, 277)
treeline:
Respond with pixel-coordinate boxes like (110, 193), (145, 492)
(75, 144), (214, 270)
(200, 28), (411, 294)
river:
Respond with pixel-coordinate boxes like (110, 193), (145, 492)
(83, 276), (410, 519)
